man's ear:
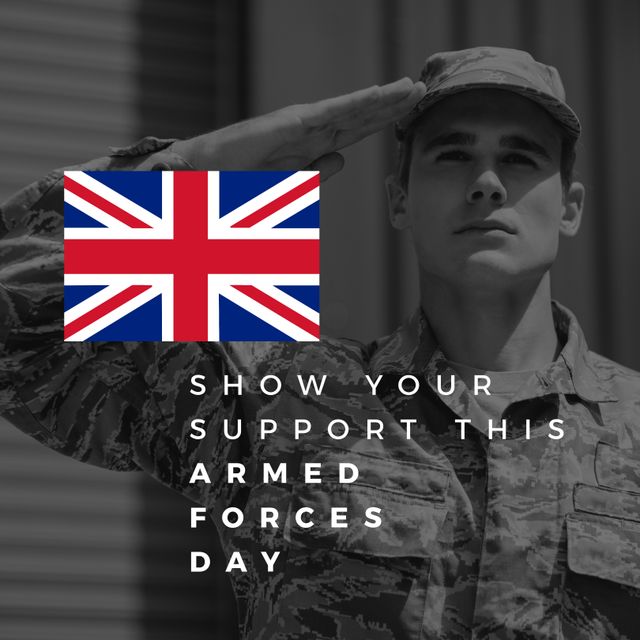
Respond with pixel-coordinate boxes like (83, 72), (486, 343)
(385, 174), (411, 230)
(559, 181), (585, 237)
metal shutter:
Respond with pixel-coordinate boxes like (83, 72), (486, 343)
(0, 1), (244, 638)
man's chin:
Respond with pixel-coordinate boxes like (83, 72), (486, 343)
(452, 252), (545, 287)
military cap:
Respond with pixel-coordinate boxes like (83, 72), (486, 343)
(396, 46), (581, 140)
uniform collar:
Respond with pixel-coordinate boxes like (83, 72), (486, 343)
(367, 307), (437, 377)
(546, 301), (617, 403)
(368, 301), (617, 403)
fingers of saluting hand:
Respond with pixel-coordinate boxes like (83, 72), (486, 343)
(297, 81), (425, 182)
(171, 79), (425, 171)
(301, 78), (426, 132)
(305, 152), (345, 182)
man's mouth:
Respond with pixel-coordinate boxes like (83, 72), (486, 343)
(454, 219), (517, 234)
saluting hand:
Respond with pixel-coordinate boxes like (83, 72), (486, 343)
(170, 78), (426, 181)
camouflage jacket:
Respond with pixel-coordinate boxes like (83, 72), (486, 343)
(2, 138), (640, 640)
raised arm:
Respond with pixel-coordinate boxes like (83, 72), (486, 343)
(169, 77), (425, 175)
(0, 79), (425, 504)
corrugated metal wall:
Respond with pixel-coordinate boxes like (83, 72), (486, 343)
(0, 0), (246, 201)
(0, 422), (145, 640)
(0, 0), (138, 201)
(0, 1), (243, 639)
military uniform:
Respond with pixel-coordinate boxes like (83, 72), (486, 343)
(2, 136), (640, 639)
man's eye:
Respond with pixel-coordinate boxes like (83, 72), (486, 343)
(502, 153), (537, 167)
(435, 150), (471, 162)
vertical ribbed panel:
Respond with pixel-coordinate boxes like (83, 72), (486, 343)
(0, 0), (245, 198)
(134, 0), (248, 140)
(0, 0), (139, 200)
(0, 1), (243, 639)
(0, 422), (144, 640)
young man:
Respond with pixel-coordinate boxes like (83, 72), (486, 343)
(1, 47), (639, 639)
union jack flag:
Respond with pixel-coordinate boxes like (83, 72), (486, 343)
(63, 171), (320, 342)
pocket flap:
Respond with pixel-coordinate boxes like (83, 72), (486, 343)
(595, 442), (640, 492)
(305, 446), (449, 500)
(285, 447), (449, 558)
(566, 514), (640, 589)
(574, 483), (640, 522)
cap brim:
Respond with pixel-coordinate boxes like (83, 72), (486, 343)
(396, 82), (581, 140)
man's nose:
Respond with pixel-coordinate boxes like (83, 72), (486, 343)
(466, 169), (507, 206)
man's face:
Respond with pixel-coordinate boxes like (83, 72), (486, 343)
(391, 89), (582, 289)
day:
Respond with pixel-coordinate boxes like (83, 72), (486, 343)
(191, 550), (281, 574)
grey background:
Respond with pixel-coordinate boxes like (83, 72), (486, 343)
(1, 1), (639, 639)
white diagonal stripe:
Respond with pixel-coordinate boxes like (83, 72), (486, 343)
(219, 285), (318, 341)
(256, 284), (319, 324)
(64, 190), (130, 230)
(252, 187), (319, 229)
(64, 274), (172, 340)
(64, 284), (163, 341)
(65, 171), (162, 229)
(215, 172), (317, 229)
(64, 282), (131, 324)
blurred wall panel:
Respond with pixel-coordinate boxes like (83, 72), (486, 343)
(0, 0), (139, 201)
(0, 422), (145, 640)
(0, 1), (243, 639)
(135, 0), (248, 138)
(249, 0), (396, 343)
(134, 1), (243, 637)
(532, 0), (601, 351)
(599, 1), (640, 365)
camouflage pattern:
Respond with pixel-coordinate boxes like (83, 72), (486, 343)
(2, 138), (640, 639)
(396, 46), (581, 141)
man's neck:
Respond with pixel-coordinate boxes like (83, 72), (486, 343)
(420, 273), (558, 372)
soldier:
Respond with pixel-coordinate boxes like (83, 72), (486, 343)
(2, 47), (640, 639)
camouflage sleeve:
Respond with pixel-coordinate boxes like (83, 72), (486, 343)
(0, 162), (139, 470)
(0, 140), (245, 495)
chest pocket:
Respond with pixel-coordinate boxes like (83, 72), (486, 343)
(562, 442), (640, 637)
(275, 446), (449, 640)
(566, 514), (640, 589)
(594, 440), (640, 491)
